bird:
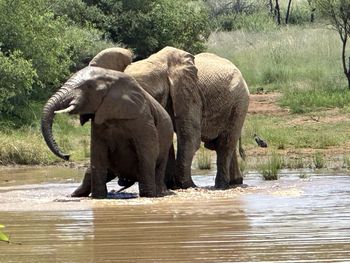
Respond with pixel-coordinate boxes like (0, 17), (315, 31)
(254, 133), (268, 148)
(117, 177), (135, 193)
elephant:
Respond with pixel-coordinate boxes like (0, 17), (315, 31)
(41, 66), (174, 198)
(84, 46), (250, 190)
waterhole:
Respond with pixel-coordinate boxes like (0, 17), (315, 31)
(0, 167), (349, 262)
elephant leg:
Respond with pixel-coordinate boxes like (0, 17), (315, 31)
(229, 106), (248, 186)
(71, 167), (116, 197)
(164, 145), (176, 189)
(137, 160), (157, 197)
(229, 150), (243, 185)
(71, 167), (92, 197)
(174, 121), (201, 189)
(155, 157), (169, 197)
(133, 139), (158, 197)
(215, 135), (234, 189)
(90, 126), (109, 199)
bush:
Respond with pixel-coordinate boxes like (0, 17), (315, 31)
(215, 12), (277, 32)
(0, 51), (37, 122)
(196, 145), (212, 170)
(259, 152), (283, 180)
(79, 0), (211, 58)
(0, 0), (111, 125)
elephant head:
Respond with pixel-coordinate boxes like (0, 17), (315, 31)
(89, 47), (133, 72)
(41, 66), (145, 160)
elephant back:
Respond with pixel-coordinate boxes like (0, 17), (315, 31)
(195, 53), (250, 138)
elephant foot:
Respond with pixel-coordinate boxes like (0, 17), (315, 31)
(139, 191), (157, 198)
(91, 186), (108, 199)
(229, 177), (243, 186)
(71, 185), (91, 197)
(215, 178), (230, 190)
(177, 179), (196, 189)
(156, 189), (175, 197)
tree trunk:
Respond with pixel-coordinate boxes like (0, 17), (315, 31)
(275, 0), (281, 25)
(307, 0), (315, 23)
(341, 33), (350, 89)
(285, 0), (292, 24)
(268, 0), (274, 15)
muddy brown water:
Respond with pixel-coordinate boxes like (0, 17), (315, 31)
(0, 167), (349, 263)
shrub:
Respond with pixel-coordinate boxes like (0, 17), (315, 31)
(313, 152), (325, 169)
(79, 0), (211, 58)
(0, 51), (37, 122)
(259, 152), (283, 180)
(196, 145), (212, 170)
(0, 0), (111, 125)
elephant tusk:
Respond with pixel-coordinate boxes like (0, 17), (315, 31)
(54, 105), (76, 114)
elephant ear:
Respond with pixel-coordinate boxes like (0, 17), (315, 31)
(167, 51), (198, 118)
(94, 79), (146, 125)
(89, 47), (133, 72)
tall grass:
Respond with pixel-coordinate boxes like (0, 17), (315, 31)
(196, 145), (212, 170)
(208, 26), (350, 113)
(259, 151), (283, 180)
(0, 114), (90, 165)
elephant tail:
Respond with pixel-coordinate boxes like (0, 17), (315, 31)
(238, 137), (246, 161)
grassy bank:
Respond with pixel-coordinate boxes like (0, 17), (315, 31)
(208, 26), (350, 113)
(0, 115), (90, 165)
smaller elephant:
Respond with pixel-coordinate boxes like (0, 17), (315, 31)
(41, 66), (174, 198)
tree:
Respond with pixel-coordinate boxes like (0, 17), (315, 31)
(307, 0), (316, 22)
(0, 0), (110, 124)
(61, 0), (211, 59)
(285, 0), (292, 24)
(316, 0), (350, 88)
(274, 0), (281, 25)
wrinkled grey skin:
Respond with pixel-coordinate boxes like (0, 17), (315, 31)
(82, 46), (250, 190)
(41, 67), (173, 198)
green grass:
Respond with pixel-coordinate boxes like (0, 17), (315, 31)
(243, 114), (350, 150)
(196, 144), (212, 170)
(0, 114), (90, 165)
(259, 151), (283, 180)
(343, 154), (350, 169)
(208, 26), (350, 113)
(313, 152), (325, 169)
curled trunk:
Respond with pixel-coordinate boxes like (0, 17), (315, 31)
(41, 86), (74, 160)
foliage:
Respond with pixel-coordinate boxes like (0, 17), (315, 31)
(196, 145), (212, 170)
(0, 0), (111, 125)
(208, 26), (346, 108)
(215, 11), (276, 32)
(315, 0), (350, 88)
(313, 152), (325, 168)
(259, 151), (283, 180)
(51, 0), (210, 59)
(111, 0), (210, 58)
(0, 225), (9, 243)
(243, 113), (349, 151)
(207, 0), (316, 30)
(0, 51), (37, 120)
(0, 115), (90, 165)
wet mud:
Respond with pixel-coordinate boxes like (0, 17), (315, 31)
(0, 167), (349, 262)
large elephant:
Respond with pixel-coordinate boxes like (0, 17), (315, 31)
(87, 46), (250, 190)
(41, 66), (174, 198)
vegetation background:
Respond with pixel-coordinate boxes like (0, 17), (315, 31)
(1, 0), (350, 170)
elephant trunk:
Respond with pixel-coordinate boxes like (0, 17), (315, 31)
(41, 84), (75, 161)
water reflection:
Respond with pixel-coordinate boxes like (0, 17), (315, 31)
(90, 199), (249, 263)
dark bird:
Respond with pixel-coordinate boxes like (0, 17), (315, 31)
(254, 133), (268, 148)
(117, 177), (135, 193)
